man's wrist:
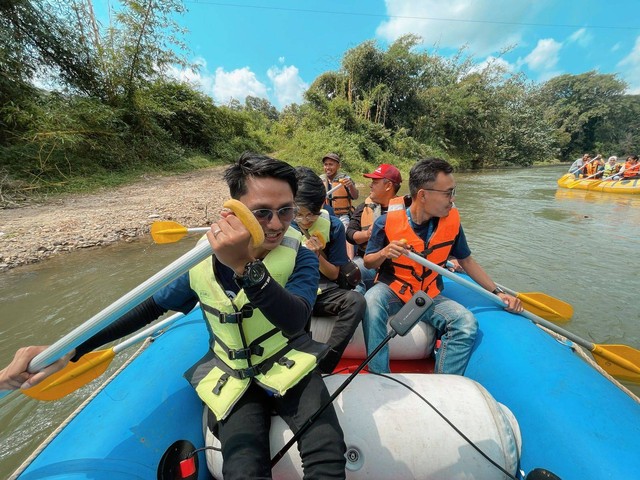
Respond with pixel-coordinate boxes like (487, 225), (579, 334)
(234, 259), (268, 289)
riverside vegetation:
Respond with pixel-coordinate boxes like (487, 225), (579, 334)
(2, 1), (640, 266)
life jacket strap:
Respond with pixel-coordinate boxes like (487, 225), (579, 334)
(202, 303), (254, 324)
(227, 344), (265, 360)
(213, 373), (229, 395)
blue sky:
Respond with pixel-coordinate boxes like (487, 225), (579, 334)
(157, 0), (640, 108)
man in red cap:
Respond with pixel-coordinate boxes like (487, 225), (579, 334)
(346, 164), (402, 293)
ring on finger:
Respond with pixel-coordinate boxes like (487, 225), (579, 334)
(213, 228), (222, 238)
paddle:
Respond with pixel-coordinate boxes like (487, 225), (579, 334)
(326, 181), (345, 198)
(494, 285), (573, 322)
(405, 250), (640, 384)
(0, 200), (263, 401)
(567, 170), (603, 189)
(22, 310), (188, 401)
(151, 221), (209, 244)
(568, 157), (596, 177)
(445, 261), (573, 322)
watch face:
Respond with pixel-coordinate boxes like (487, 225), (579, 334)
(248, 262), (266, 282)
(245, 260), (266, 285)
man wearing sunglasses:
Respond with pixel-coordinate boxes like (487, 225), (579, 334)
(362, 157), (522, 376)
(62, 153), (347, 479)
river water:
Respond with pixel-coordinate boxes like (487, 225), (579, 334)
(1, 164), (639, 476)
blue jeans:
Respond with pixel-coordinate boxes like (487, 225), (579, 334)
(363, 282), (478, 375)
(352, 256), (377, 295)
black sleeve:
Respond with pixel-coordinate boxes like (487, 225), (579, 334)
(71, 297), (168, 361)
(243, 276), (312, 336)
(346, 203), (365, 245)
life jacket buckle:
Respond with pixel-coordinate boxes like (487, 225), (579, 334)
(278, 357), (295, 369)
(212, 374), (229, 395)
(411, 270), (423, 282)
(218, 311), (242, 324)
(228, 344), (264, 360)
(219, 305), (253, 324)
(236, 365), (260, 379)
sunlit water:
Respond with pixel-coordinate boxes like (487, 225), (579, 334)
(1, 165), (639, 476)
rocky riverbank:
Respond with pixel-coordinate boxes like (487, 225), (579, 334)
(0, 167), (229, 272)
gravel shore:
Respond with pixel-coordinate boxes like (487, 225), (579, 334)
(0, 167), (230, 272)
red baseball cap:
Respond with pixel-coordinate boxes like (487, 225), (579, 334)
(363, 164), (402, 184)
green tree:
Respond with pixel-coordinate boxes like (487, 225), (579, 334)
(538, 71), (627, 159)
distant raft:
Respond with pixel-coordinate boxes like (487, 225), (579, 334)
(557, 173), (640, 194)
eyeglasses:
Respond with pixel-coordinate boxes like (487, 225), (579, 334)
(423, 187), (457, 199)
(295, 211), (321, 222)
(251, 206), (298, 223)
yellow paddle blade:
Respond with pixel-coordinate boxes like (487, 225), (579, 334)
(151, 221), (189, 244)
(23, 349), (116, 401)
(592, 344), (640, 384)
(223, 199), (265, 247)
(312, 231), (327, 249)
(517, 292), (573, 322)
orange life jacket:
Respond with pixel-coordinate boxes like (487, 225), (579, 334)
(356, 197), (379, 257)
(623, 161), (640, 178)
(585, 161), (602, 177)
(378, 196), (460, 302)
(324, 175), (353, 216)
(360, 197), (377, 231)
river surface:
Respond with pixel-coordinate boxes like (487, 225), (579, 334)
(1, 164), (639, 476)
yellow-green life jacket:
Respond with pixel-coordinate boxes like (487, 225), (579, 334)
(185, 227), (328, 420)
(307, 209), (331, 246)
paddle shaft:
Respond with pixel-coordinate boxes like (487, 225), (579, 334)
(411, 252), (640, 379)
(112, 310), (188, 355)
(406, 251), (597, 349)
(157, 226), (209, 235)
(568, 157), (597, 174)
(27, 241), (213, 373)
(326, 182), (344, 197)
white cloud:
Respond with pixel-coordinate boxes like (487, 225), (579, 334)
(267, 64), (308, 108)
(212, 67), (269, 105)
(376, 0), (543, 56)
(617, 36), (640, 94)
(166, 57), (307, 108)
(567, 28), (592, 47)
(469, 56), (514, 76)
(166, 58), (269, 105)
(522, 38), (562, 72)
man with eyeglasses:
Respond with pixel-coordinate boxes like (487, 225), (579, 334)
(59, 153), (347, 479)
(346, 164), (403, 293)
(362, 157), (522, 376)
(292, 166), (366, 374)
